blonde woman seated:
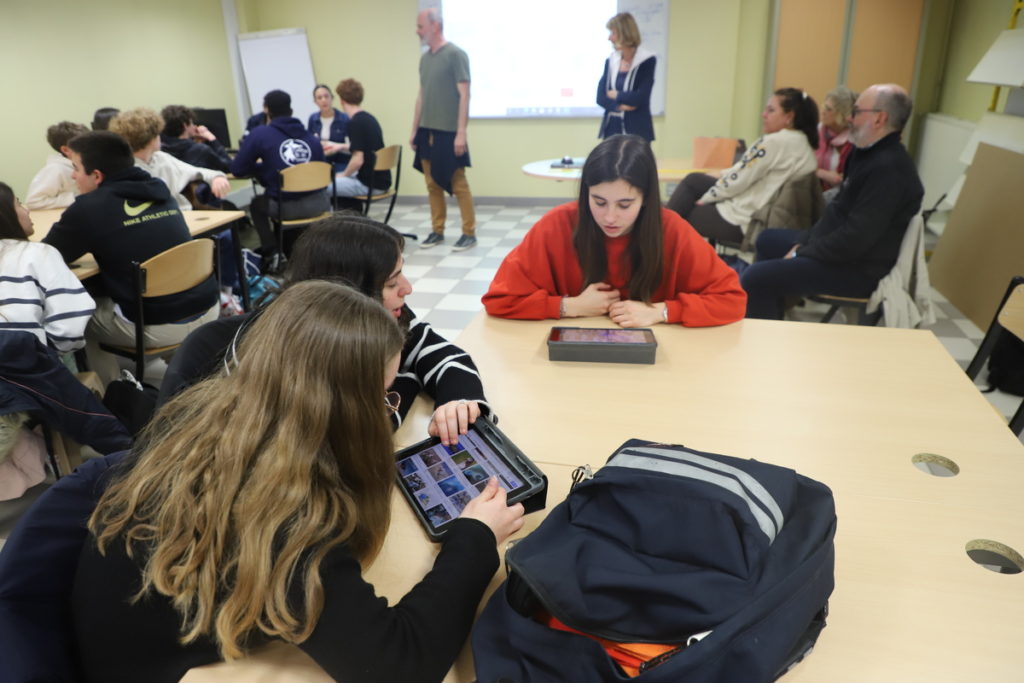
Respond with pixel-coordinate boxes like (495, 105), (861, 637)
(71, 281), (524, 681)
(816, 86), (856, 190)
(666, 88), (819, 244)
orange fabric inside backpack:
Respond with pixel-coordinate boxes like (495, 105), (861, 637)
(539, 613), (681, 678)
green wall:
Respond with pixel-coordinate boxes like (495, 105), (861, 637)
(0, 0), (240, 199)
(934, 0), (1014, 120)
(1, 0), (1013, 202)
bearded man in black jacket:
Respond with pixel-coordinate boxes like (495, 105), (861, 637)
(740, 83), (924, 320)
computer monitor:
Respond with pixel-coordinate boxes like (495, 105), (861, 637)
(191, 108), (232, 149)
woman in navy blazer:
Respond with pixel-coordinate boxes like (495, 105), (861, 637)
(596, 13), (655, 142)
(307, 84), (351, 172)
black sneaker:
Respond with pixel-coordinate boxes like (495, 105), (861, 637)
(452, 235), (477, 251)
(420, 232), (445, 249)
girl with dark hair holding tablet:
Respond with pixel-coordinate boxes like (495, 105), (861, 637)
(160, 215), (491, 445)
(483, 135), (745, 328)
(72, 281), (524, 682)
(666, 88), (819, 244)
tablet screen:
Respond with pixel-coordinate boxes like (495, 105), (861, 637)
(555, 328), (651, 344)
(396, 430), (524, 531)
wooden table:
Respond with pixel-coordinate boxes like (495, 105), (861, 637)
(29, 209), (250, 307)
(186, 314), (1024, 681)
(522, 157), (719, 183)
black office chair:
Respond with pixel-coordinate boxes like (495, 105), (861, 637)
(965, 276), (1024, 436)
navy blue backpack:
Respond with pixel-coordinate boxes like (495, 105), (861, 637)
(472, 439), (836, 682)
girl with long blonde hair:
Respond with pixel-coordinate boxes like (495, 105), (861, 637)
(71, 280), (524, 682)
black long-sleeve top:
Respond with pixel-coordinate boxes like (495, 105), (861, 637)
(72, 517), (498, 682)
(796, 131), (923, 280)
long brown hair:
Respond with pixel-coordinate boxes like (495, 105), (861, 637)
(573, 135), (663, 302)
(89, 281), (405, 658)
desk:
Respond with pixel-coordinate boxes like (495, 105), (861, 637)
(522, 157), (719, 183)
(29, 209), (250, 308)
(187, 314), (1024, 681)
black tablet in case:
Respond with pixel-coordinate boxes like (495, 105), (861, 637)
(394, 416), (547, 540)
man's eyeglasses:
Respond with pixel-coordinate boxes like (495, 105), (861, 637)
(385, 391), (402, 415)
(851, 107), (882, 117)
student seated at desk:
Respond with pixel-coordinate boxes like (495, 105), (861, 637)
(72, 281), (524, 682)
(160, 215), (491, 445)
(42, 131), (219, 384)
(231, 89), (329, 265)
(159, 105), (232, 174)
(0, 182), (94, 351)
(483, 135), (746, 328)
(24, 121), (89, 210)
(90, 106), (119, 131)
(332, 78), (392, 203)
(110, 108), (230, 212)
(308, 83), (351, 173)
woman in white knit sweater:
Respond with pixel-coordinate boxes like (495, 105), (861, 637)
(667, 88), (819, 244)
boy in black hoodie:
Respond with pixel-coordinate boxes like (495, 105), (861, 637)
(44, 131), (219, 383)
(230, 89), (329, 267)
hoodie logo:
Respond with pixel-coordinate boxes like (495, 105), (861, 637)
(123, 200), (154, 217)
(280, 139), (313, 166)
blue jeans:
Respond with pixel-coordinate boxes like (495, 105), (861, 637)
(740, 229), (878, 319)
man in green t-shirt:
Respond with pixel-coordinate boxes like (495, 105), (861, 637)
(410, 7), (476, 251)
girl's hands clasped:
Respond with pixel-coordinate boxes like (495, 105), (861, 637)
(609, 300), (667, 328)
(428, 399), (481, 446)
(460, 477), (525, 545)
(564, 282), (621, 318)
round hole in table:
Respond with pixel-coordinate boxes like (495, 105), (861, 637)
(911, 453), (960, 477)
(965, 539), (1023, 575)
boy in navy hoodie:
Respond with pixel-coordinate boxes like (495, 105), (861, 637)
(230, 89), (329, 267)
(44, 131), (219, 383)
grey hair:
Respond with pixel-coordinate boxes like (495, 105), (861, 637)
(876, 87), (913, 132)
(423, 6), (442, 29)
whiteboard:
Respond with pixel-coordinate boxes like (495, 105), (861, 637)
(237, 28), (318, 126)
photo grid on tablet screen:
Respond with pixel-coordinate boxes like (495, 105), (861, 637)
(397, 431), (522, 528)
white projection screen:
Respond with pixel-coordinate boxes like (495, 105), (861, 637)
(422, 0), (668, 119)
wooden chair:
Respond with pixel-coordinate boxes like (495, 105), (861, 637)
(965, 276), (1024, 436)
(99, 239), (217, 380)
(353, 145), (402, 225)
(273, 160), (334, 256)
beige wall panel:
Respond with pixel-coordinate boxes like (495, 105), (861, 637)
(929, 143), (1024, 330)
(773, 0), (847, 103)
(846, 0), (924, 92)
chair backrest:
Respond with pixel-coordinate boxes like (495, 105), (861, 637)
(139, 238), (215, 298)
(742, 172), (824, 251)
(279, 160), (333, 194)
(372, 145), (401, 172)
(997, 281), (1024, 342)
(693, 137), (739, 168)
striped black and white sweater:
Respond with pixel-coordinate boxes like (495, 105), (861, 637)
(390, 310), (491, 428)
(0, 239), (95, 352)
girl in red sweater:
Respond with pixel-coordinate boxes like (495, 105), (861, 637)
(483, 135), (746, 327)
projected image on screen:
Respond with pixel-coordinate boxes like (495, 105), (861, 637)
(442, 0), (617, 118)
